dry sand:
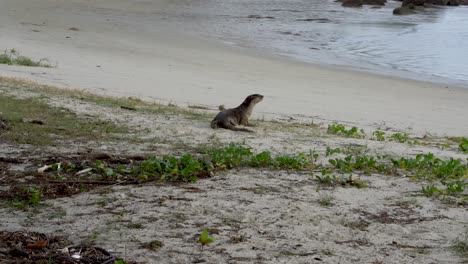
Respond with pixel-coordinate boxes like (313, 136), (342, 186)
(0, 0), (467, 137)
(0, 80), (467, 263)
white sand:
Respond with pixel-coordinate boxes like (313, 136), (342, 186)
(0, 82), (466, 263)
(0, 0), (467, 136)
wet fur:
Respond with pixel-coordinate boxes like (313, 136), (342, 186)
(210, 94), (263, 133)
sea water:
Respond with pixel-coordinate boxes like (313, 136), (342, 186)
(156, 0), (468, 86)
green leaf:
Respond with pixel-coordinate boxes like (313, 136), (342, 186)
(199, 229), (215, 246)
(104, 167), (115, 177)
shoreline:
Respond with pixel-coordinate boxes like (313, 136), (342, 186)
(0, 0), (467, 136)
(212, 31), (468, 90)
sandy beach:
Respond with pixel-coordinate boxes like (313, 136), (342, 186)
(0, 0), (467, 136)
(0, 1), (467, 263)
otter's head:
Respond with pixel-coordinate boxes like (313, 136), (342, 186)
(243, 94), (264, 106)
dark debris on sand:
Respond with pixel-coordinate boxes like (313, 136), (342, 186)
(0, 230), (132, 263)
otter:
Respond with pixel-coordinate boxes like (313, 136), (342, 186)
(210, 94), (264, 132)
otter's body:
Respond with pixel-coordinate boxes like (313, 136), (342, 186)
(210, 94), (263, 132)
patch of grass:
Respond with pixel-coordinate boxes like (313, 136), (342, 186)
(390, 199), (419, 209)
(144, 240), (164, 251)
(453, 230), (468, 258)
(0, 77), (213, 125)
(317, 194), (335, 207)
(47, 206), (67, 219)
(126, 223), (144, 229)
(327, 124), (365, 139)
(0, 49), (51, 67)
(315, 174), (368, 189)
(0, 95), (128, 145)
(10, 185), (41, 209)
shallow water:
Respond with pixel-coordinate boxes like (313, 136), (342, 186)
(146, 0), (468, 86)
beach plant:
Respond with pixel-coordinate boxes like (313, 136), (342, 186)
(94, 160), (116, 178)
(442, 180), (467, 195)
(5, 142), (463, 204)
(327, 124), (365, 138)
(209, 143), (252, 169)
(453, 230), (468, 258)
(421, 185), (441, 196)
(315, 174), (367, 189)
(459, 137), (468, 153)
(342, 144), (371, 157)
(391, 153), (466, 180)
(325, 147), (342, 157)
(273, 153), (310, 170)
(315, 175), (338, 186)
(249, 151), (273, 167)
(0, 49), (51, 67)
(11, 185), (41, 208)
(342, 175), (368, 188)
(145, 240), (164, 251)
(372, 130), (385, 141)
(132, 154), (212, 182)
(318, 194), (335, 207)
(390, 132), (409, 143)
(328, 154), (384, 175)
(199, 229), (215, 249)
